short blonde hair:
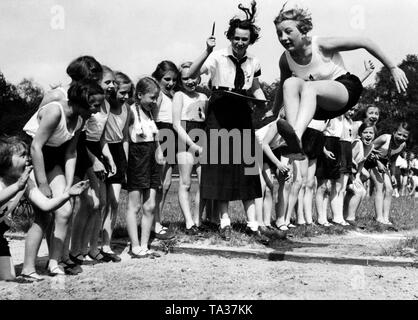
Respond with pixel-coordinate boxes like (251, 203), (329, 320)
(274, 3), (313, 34)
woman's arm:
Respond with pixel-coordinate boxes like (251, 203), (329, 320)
(318, 36), (408, 93)
(31, 105), (62, 197)
(187, 37), (216, 78)
(272, 53), (293, 116)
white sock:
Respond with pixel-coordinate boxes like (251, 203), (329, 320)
(220, 218), (231, 229)
(247, 221), (259, 232)
(155, 223), (163, 233)
(131, 245), (142, 255)
(102, 245), (112, 253)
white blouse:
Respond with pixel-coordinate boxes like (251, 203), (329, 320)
(203, 45), (261, 90)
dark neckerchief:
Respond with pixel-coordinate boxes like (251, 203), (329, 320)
(228, 55), (247, 90)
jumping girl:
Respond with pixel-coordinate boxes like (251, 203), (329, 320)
(272, 4), (408, 149)
(172, 62), (208, 235)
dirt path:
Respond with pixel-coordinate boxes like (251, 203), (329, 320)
(1, 231), (418, 300)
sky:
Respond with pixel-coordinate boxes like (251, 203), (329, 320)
(0, 0), (417, 90)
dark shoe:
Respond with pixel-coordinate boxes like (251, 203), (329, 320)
(275, 119), (305, 157)
(61, 260), (83, 275)
(69, 253), (84, 265)
(259, 226), (276, 238)
(152, 228), (176, 240)
(185, 225), (203, 236)
(88, 251), (112, 263)
(100, 250), (121, 263)
(219, 225), (232, 241)
(245, 227), (270, 245)
(198, 220), (218, 232)
(266, 225), (287, 240)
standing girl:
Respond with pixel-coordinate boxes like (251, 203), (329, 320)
(370, 122), (410, 225)
(172, 62), (208, 235)
(126, 77), (164, 258)
(70, 66), (116, 265)
(21, 79), (104, 277)
(99, 71), (132, 261)
(187, 1), (272, 243)
(152, 61), (179, 240)
(344, 122), (376, 223)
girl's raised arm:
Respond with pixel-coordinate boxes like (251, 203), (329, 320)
(318, 36), (408, 93)
(188, 36), (216, 79)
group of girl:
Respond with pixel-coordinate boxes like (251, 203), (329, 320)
(0, 1), (411, 282)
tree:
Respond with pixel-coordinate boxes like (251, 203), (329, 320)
(0, 72), (44, 137)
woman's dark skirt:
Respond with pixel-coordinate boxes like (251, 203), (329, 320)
(200, 91), (262, 201)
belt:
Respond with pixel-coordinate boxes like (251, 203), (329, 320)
(212, 86), (248, 95)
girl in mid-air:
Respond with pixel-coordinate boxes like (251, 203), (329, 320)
(272, 3), (407, 149)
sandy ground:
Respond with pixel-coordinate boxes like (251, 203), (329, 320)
(1, 231), (418, 300)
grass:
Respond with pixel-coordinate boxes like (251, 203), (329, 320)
(10, 177), (418, 249)
(382, 237), (418, 258)
(112, 177), (418, 246)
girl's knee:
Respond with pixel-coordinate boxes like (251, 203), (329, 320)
(179, 178), (192, 191)
(143, 202), (155, 215)
(283, 77), (303, 92)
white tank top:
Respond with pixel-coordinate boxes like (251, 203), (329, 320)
(395, 155), (408, 169)
(352, 139), (373, 169)
(255, 121), (282, 150)
(23, 102), (83, 147)
(308, 119), (328, 132)
(411, 159), (418, 170)
(85, 100), (110, 142)
(285, 36), (347, 81)
(340, 117), (354, 142)
(377, 134), (405, 159)
(323, 116), (343, 138)
(129, 103), (158, 143)
(155, 92), (173, 123)
(103, 103), (128, 143)
(180, 92), (207, 122)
